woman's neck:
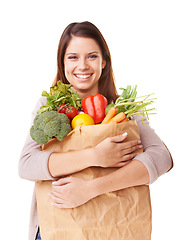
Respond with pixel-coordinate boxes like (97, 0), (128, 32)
(72, 86), (99, 99)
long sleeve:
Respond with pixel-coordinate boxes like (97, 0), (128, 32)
(18, 97), (56, 181)
(133, 115), (173, 184)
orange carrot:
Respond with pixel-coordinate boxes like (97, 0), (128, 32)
(108, 112), (126, 123)
(120, 117), (129, 123)
(101, 107), (117, 124)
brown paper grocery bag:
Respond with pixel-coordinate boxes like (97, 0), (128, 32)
(35, 120), (152, 240)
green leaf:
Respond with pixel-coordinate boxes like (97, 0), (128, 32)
(42, 91), (49, 97)
(37, 106), (50, 114)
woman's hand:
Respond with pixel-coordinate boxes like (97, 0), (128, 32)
(49, 177), (95, 209)
(94, 132), (142, 168)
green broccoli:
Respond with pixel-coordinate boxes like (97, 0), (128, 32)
(30, 111), (72, 145)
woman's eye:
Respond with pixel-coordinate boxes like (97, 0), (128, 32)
(68, 56), (77, 60)
(88, 55), (98, 59)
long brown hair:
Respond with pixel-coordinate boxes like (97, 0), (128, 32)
(53, 21), (118, 103)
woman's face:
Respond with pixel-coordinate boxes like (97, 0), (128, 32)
(64, 37), (106, 98)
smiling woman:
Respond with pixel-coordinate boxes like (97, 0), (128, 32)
(63, 37), (106, 97)
(18, 21), (173, 240)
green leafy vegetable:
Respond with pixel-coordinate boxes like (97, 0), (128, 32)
(112, 85), (156, 120)
(37, 81), (82, 114)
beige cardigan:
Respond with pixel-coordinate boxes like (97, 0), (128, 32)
(19, 97), (173, 240)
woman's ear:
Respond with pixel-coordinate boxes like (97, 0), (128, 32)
(102, 60), (106, 69)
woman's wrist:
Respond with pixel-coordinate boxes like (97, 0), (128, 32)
(85, 147), (99, 168)
(88, 177), (106, 198)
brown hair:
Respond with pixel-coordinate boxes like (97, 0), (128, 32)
(53, 21), (119, 103)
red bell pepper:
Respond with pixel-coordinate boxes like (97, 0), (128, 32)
(81, 94), (108, 123)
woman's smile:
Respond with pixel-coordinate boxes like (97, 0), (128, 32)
(74, 73), (93, 81)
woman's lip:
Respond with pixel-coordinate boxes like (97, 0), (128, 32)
(74, 73), (93, 79)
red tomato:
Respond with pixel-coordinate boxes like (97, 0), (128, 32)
(58, 104), (78, 119)
(57, 104), (67, 113)
(65, 106), (78, 119)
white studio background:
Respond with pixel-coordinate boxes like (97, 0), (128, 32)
(0, 0), (186, 239)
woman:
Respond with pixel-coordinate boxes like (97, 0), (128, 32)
(19, 21), (173, 240)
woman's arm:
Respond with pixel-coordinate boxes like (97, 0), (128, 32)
(48, 148), (95, 177)
(48, 133), (142, 177)
(18, 97), (56, 181)
(132, 114), (173, 184)
(91, 160), (149, 195)
(50, 160), (149, 209)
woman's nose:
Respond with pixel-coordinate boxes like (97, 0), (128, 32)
(78, 58), (89, 70)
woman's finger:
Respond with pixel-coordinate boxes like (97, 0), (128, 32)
(121, 139), (142, 149)
(110, 132), (128, 143)
(50, 189), (64, 199)
(52, 177), (72, 186)
(51, 202), (69, 209)
(48, 192), (64, 204)
(122, 144), (143, 155)
(122, 152), (138, 161)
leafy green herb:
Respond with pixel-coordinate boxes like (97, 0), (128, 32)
(114, 85), (156, 120)
(37, 81), (82, 114)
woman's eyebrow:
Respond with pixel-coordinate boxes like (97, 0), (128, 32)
(66, 52), (77, 55)
(88, 51), (99, 54)
(66, 51), (99, 56)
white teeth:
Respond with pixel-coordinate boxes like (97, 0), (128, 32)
(75, 74), (92, 79)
